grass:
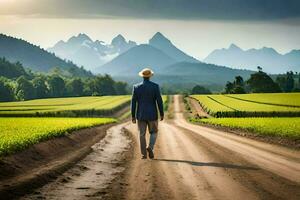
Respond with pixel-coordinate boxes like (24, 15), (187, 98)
(0, 96), (131, 117)
(191, 93), (300, 117)
(0, 117), (116, 156)
(191, 117), (300, 140)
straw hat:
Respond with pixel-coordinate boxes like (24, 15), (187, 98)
(138, 68), (154, 78)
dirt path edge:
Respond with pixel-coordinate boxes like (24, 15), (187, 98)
(0, 123), (115, 199)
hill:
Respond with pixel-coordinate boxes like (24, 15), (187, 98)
(0, 34), (92, 77)
(204, 44), (300, 73)
(111, 62), (253, 93)
(160, 62), (253, 84)
(96, 44), (176, 75)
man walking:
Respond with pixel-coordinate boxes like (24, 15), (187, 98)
(131, 68), (164, 159)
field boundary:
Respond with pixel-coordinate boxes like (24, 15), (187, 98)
(225, 95), (300, 108)
(189, 119), (300, 149)
(0, 124), (115, 199)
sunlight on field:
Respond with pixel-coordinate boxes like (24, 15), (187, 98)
(191, 93), (300, 117)
(190, 93), (300, 139)
(0, 96), (131, 117)
(0, 117), (116, 156)
(196, 117), (300, 139)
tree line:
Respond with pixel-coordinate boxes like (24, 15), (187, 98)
(0, 58), (128, 102)
(225, 67), (300, 94)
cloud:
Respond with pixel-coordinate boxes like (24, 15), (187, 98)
(1, 0), (300, 21)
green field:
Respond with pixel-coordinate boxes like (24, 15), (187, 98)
(192, 93), (300, 117)
(227, 93), (300, 107)
(0, 96), (130, 117)
(0, 117), (116, 156)
(192, 117), (300, 140)
(190, 93), (300, 140)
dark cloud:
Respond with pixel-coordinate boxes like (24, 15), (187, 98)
(2, 0), (300, 20)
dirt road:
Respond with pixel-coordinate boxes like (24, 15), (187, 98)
(23, 95), (300, 199)
(118, 95), (300, 200)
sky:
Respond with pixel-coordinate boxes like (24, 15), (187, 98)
(0, 0), (300, 59)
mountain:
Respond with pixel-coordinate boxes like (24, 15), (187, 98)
(204, 44), (300, 73)
(149, 32), (199, 63)
(48, 33), (137, 71)
(96, 44), (176, 75)
(160, 62), (253, 85)
(0, 34), (92, 77)
(111, 61), (253, 93)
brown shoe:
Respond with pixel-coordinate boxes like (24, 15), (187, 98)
(141, 155), (147, 159)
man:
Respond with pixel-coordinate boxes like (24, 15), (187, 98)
(131, 68), (164, 159)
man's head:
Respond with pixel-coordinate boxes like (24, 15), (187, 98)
(139, 68), (154, 80)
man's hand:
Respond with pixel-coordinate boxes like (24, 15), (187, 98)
(132, 118), (136, 124)
(160, 115), (164, 121)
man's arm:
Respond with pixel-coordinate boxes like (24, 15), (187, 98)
(156, 85), (164, 120)
(131, 86), (137, 123)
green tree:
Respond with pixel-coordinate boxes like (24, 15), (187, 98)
(48, 75), (65, 97)
(98, 74), (116, 95)
(15, 76), (35, 100)
(225, 81), (234, 94)
(114, 81), (128, 95)
(66, 78), (84, 96)
(0, 57), (27, 78)
(276, 76), (286, 91)
(224, 76), (245, 94)
(247, 71), (281, 93)
(191, 85), (211, 94)
(0, 78), (14, 102)
(233, 76), (244, 87)
(285, 71), (294, 92)
(32, 76), (48, 99)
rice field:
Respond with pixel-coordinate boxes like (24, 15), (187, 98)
(226, 93), (300, 107)
(193, 117), (300, 140)
(0, 117), (116, 156)
(191, 93), (300, 117)
(0, 96), (131, 117)
(190, 93), (300, 140)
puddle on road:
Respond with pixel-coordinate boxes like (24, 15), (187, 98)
(22, 122), (131, 200)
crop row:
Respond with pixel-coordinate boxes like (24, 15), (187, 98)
(0, 96), (131, 117)
(191, 117), (300, 140)
(191, 94), (300, 117)
(0, 117), (116, 156)
(226, 93), (300, 108)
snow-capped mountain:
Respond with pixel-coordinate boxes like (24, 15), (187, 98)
(47, 33), (136, 71)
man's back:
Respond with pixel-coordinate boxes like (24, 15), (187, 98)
(131, 79), (164, 121)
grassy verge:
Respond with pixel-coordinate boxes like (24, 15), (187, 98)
(0, 117), (116, 156)
(191, 117), (300, 140)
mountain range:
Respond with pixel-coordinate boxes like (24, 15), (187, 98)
(0, 34), (92, 77)
(204, 44), (300, 73)
(2, 31), (299, 92)
(96, 32), (201, 74)
(48, 33), (137, 71)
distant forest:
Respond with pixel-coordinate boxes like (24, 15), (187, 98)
(0, 58), (128, 102)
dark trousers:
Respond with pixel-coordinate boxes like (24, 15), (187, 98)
(137, 120), (158, 156)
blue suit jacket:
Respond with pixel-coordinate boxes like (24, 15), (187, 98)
(131, 79), (164, 121)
